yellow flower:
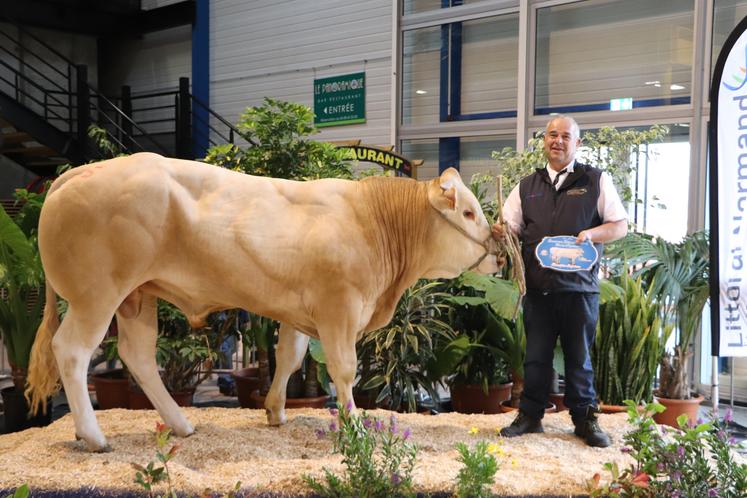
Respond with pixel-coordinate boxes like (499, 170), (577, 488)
(468, 426), (479, 435)
(511, 458), (518, 467)
(487, 443), (501, 455)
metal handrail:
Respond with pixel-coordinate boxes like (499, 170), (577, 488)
(190, 93), (255, 146)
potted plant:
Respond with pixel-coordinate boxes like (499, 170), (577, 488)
(607, 230), (709, 426)
(125, 300), (224, 409)
(355, 280), (456, 413)
(592, 273), (672, 411)
(0, 196), (50, 431)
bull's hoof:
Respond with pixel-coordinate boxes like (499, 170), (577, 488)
(92, 443), (113, 453)
(172, 423), (195, 438)
(266, 409), (287, 426)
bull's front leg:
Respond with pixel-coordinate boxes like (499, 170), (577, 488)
(319, 330), (358, 415)
(265, 322), (309, 425)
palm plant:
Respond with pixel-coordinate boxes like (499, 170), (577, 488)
(355, 280), (456, 412)
(606, 230), (709, 399)
(0, 202), (45, 390)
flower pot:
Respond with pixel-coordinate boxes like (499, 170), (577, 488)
(250, 391), (330, 410)
(127, 385), (195, 410)
(353, 391), (382, 410)
(91, 368), (129, 409)
(499, 399), (556, 414)
(549, 392), (567, 412)
(450, 383), (513, 414)
(1, 386), (52, 433)
(231, 366), (261, 408)
(653, 392), (704, 428)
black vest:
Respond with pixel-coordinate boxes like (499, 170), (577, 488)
(519, 163), (603, 293)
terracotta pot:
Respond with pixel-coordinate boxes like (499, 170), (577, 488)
(127, 386), (195, 410)
(599, 402), (646, 415)
(549, 392), (567, 412)
(250, 391), (330, 409)
(653, 392), (704, 428)
(499, 399), (556, 414)
(231, 367), (261, 408)
(91, 369), (129, 409)
(450, 383), (513, 414)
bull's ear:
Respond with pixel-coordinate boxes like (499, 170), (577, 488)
(442, 186), (456, 209)
(439, 167), (463, 190)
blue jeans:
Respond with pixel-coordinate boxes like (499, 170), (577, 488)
(519, 291), (600, 419)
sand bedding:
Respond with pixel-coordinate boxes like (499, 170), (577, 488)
(0, 408), (638, 496)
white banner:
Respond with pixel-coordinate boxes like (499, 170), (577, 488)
(715, 27), (747, 356)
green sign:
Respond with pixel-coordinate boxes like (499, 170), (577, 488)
(314, 72), (365, 127)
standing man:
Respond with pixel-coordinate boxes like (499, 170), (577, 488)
(494, 115), (627, 447)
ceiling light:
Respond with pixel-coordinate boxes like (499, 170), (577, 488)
(415, 90), (427, 95)
(645, 80), (661, 86)
(670, 84), (685, 90)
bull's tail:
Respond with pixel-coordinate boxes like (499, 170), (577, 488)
(25, 278), (61, 415)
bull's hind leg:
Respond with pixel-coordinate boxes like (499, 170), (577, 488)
(116, 292), (193, 437)
(52, 306), (115, 451)
(265, 322), (309, 425)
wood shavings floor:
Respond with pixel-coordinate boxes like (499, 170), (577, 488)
(0, 408), (636, 497)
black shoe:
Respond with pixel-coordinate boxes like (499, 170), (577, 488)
(499, 410), (544, 438)
(572, 407), (611, 448)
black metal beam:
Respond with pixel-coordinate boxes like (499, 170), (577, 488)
(1, 0), (195, 37)
(0, 89), (79, 173)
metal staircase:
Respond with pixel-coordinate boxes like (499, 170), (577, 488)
(0, 21), (243, 177)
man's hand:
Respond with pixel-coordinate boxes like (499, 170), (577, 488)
(576, 229), (592, 244)
(492, 223), (506, 239)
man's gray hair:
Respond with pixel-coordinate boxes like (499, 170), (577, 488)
(546, 114), (580, 138)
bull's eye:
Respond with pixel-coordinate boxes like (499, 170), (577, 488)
(463, 210), (475, 220)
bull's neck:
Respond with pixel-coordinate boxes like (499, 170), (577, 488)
(357, 177), (434, 321)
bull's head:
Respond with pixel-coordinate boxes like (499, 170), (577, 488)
(425, 168), (499, 277)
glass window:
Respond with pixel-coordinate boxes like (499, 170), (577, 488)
(460, 15), (519, 116)
(535, 0), (694, 114)
(402, 26), (441, 126)
(579, 124), (691, 242)
(712, 0), (747, 77)
(403, 0), (475, 16)
(401, 139), (439, 179)
(402, 14), (519, 125)
(459, 135), (516, 182)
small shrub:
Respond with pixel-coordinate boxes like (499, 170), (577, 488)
(304, 403), (418, 498)
(454, 440), (500, 498)
(132, 422), (240, 498)
(587, 400), (747, 497)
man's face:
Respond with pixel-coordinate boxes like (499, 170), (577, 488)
(543, 118), (580, 170)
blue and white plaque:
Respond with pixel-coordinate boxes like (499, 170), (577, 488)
(535, 235), (598, 272)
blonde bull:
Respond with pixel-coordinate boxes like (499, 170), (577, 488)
(25, 152), (499, 452)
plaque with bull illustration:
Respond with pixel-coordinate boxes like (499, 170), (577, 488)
(535, 235), (598, 272)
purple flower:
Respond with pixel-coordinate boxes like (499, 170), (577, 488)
(656, 463), (666, 473)
(329, 421), (338, 432)
(390, 473), (401, 485)
(696, 417), (705, 425)
(329, 408), (339, 417)
(345, 400), (354, 412)
(390, 423), (398, 434)
(672, 490), (681, 498)
(676, 445), (685, 458)
(315, 429), (327, 439)
(724, 408), (734, 424)
(672, 470), (682, 482)
(620, 447), (632, 454)
(362, 417), (373, 429)
(374, 419), (384, 432)
(717, 430), (727, 441)
(390, 414), (397, 426)
(402, 428), (412, 440)
(728, 436), (737, 445)
(708, 489), (720, 498)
